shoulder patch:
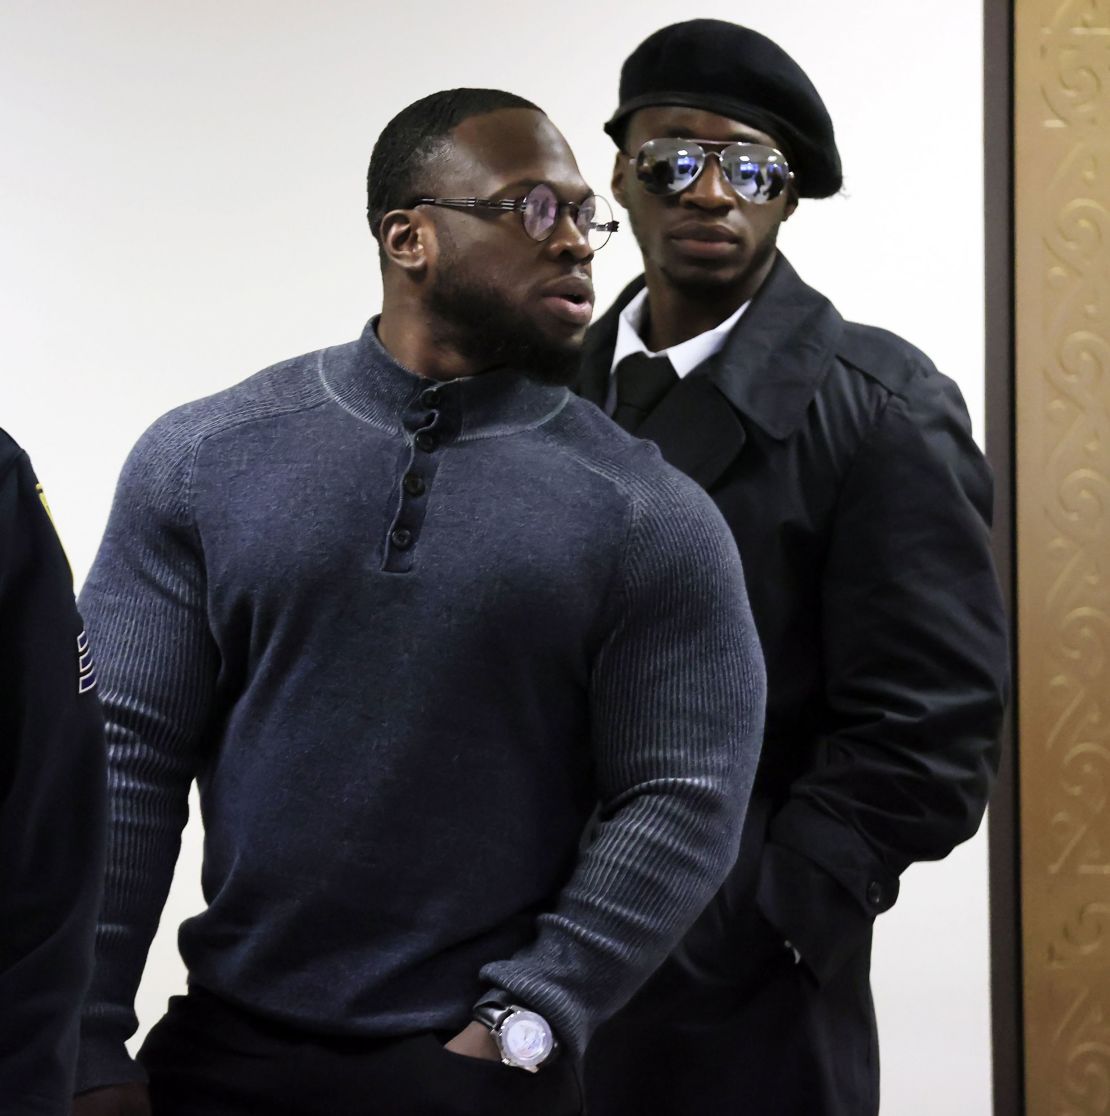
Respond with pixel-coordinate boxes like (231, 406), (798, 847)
(77, 629), (97, 694)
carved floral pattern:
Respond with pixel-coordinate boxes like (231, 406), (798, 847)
(1018, 1), (1110, 1113)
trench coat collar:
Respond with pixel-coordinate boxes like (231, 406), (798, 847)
(707, 254), (843, 440)
(577, 254), (844, 476)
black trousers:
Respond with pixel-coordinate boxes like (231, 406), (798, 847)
(583, 937), (879, 1116)
(138, 986), (582, 1116)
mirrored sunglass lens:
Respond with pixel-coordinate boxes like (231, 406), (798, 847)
(582, 194), (614, 251)
(635, 140), (705, 195)
(721, 145), (789, 203)
(522, 183), (559, 240)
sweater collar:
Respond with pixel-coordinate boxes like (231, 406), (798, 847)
(322, 317), (571, 441)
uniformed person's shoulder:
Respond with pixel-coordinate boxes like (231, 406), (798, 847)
(0, 428), (73, 585)
(0, 426), (27, 484)
(0, 429), (32, 545)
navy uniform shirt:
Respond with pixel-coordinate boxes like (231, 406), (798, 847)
(0, 429), (106, 1114)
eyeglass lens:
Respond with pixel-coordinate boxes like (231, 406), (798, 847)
(522, 184), (560, 241)
(582, 195), (614, 251)
(634, 140), (789, 204)
(521, 184), (615, 251)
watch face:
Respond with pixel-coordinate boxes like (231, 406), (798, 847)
(501, 1010), (553, 1068)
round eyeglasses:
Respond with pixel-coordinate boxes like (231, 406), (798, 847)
(633, 139), (790, 204)
(412, 183), (619, 251)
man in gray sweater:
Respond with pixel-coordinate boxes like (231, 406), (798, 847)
(72, 88), (765, 1116)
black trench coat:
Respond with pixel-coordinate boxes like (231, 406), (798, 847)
(576, 254), (1008, 1116)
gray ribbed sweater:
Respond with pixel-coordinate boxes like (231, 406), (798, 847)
(76, 319), (765, 1090)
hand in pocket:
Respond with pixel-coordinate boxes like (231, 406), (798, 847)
(444, 1021), (501, 1063)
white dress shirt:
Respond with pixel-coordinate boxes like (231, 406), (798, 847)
(605, 288), (751, 413)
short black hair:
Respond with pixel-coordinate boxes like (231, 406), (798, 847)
(366, 88), (543, 243)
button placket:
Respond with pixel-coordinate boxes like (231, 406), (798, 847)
(382, 384), (454, 574)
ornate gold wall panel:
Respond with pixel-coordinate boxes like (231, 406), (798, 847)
(1016, 2), (1110, 1113)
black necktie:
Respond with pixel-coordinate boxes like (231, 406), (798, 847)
(612, 352), (678, 433)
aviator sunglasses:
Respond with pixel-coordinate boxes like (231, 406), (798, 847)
(632, 139), (791, 204)
(412, 182), (619, 251)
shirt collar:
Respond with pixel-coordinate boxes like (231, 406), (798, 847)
(609, 289), (751, 380)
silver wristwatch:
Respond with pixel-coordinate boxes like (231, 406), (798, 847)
(472, 994), (558, 1072)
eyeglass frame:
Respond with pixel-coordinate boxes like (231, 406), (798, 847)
(409, 183), (620, 248)
(626, 138), (793, 203)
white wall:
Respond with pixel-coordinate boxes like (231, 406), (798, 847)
(1, 3), (992, 1113)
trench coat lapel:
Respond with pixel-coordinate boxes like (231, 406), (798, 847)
(578, 282), (746, 488)
(575, 256), (844, 489)
(704, 255), (844, 442)
(635, 378), (747, 488)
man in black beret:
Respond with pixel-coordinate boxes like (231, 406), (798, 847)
(576, 19), (1009, 1116)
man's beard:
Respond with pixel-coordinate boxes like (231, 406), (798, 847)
(426, 260), (580, 387)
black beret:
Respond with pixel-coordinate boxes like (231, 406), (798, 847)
(605, 19), (842, 199)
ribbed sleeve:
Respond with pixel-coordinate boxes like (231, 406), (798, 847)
(481, 445), (766, 1058)
(75, 417), (219, 1092)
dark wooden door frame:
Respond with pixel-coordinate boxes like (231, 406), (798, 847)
(984, 2), (1022, 1114)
